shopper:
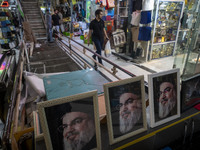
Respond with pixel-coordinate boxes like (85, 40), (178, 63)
(58, 8), (64, 33)
(158, 81), (177, 119)
(87, 9), (109, 66)
(118, 92), (142, 134)
(52, 9), (60, 33)
(45, 9), (53, 42)
(58, 111), (96, 150)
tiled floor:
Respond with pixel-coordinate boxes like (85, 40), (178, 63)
(61, 36), (174, 82)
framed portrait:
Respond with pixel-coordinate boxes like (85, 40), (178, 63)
(37, 90), (101, 150)
(181, 74), (200, 112)
(120, 32), (126, 44)
(113, 34), (118, 46)
(103, 76), (147, 144)
(148, 68), (180, 128)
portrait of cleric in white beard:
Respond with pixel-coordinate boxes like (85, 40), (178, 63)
(59, 111), (96, 150)
(153, 73), (177, 121)
(45, 97), (97, 150)
(109, 81), (143, 138)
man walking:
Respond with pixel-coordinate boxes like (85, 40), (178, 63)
(87, 9), (109, 66)
(45, 9), (53, 42)
(52, 9), (60, 33)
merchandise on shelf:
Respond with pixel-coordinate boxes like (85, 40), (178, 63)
(0, 9), (17, 50)
(150, 0), (184, 60)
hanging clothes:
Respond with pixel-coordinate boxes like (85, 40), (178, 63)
(140, 11), (151, 24)
(142, 0), (154, 11)
(138, 27), (152, 41)
(132, 0), (142, 12)
(131, 26), (140, 42)
(131, 11), (141, 26)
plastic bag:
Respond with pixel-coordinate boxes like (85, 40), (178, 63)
(104, 40), (111, 57)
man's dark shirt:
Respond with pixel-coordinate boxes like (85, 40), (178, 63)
(89, 18), (105, 40)
(52, 13), (60, 26)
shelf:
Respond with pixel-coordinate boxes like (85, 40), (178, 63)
(119, 7), (127, 8)
(158, 9), (181, 11)
(155, 27), (178, 30)
(153, 41), (176, 45)
(120, 16), (128, 18)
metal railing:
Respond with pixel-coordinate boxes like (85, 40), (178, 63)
(56, 34), (136, 81)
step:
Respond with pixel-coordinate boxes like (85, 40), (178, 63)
(26, 15), (41, 18)
(23, 9), (39, 12)
(31, 26), (45, 30)
(28, 17), (42, 22)
(25, 11), (40, 16)
(22, 5), (38, 8)
(21, 2), (38, 6)
(23, 7), (39, 11)
(32, 29), (46, 33)
(23, 7), (38, 9)
(30, 22), (44, 25)
(36, 37), (47, 40)
(28, 19), (42, 23)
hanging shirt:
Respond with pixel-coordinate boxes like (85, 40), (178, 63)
(140, 11), (151, 24)
(131, 11), (141, 26)
(132, 0), (142, 12)
(142, 0), (154, 11)
(138, 27), (152, 41)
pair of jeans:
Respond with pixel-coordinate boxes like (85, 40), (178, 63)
(47, 28), (53, 42)
(92, 36), (104, 64)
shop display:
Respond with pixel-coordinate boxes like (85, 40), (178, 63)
(112, 30), (126, 46)
(117, 0), (128, 18)
(181, 74), (200, 112)
(151, 43), (174, 59)
(0, 9), (17, 49)
(103, 76), (147, 144)
(150, 0), (184, 60)
(37, 91), (101, 150)
(148, 68), (180, 128)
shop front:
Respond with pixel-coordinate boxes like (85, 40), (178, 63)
(56, 0), (200, 80)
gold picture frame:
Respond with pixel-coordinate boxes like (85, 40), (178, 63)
(37, 90), (101, 150)
(103, 76), (147, 144)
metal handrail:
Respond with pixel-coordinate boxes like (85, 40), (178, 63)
(57, 34), (136, 79)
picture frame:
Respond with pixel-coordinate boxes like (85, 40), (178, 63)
(120, 32), (126, 44)
(113, 34), (118, 46)
(33, 111), (46, 150)
(181, 74), (200, 112)
(37, 90), (101, 150)
(33, 111), (44, 141)
(103, 76), (147, 144)
(148, 68), (180, 128)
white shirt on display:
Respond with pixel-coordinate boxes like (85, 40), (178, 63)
(142, 0), (154, 11)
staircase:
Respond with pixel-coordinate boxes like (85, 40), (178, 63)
(21, 0), (46, 41)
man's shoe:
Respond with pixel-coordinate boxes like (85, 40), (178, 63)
(92, 55), (96, 60)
